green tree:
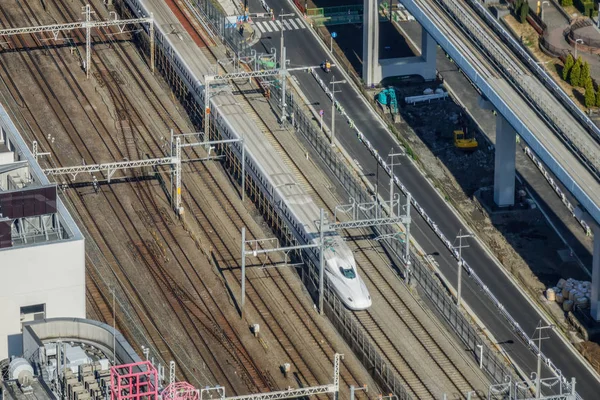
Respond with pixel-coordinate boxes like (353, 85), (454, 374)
(515, 0), (523, 15)
(561, 0), (573, 6)
(585, 78), (596, 108)
(520, 0), (529, 23)
(563, 54), (574, 81)
(580, 61), (591, 88)
(570, 57), (582, 87)
(595, 86), (600, 107)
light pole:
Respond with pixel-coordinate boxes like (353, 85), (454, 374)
(278, 9), (294, 126)
(575, 38), (584, 59)
(329, 75), (346, 146)
(476, 344), (483, 369)
(454, 229), (472, 308)
(533, 321), (554, 399)
(540, 1), (550, 22)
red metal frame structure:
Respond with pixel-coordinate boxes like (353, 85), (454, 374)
(110, 361), (159, 400)
(162, 382), (199, 400)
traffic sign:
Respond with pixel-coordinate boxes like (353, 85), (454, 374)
(331, 32), (337, 38)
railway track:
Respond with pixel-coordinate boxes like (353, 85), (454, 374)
(188, 16), (487, 400)
(0, 0), (485, 397)
(0, 0), (373, 397)
(147, 0), (488, 397)
(0, 0), (250, 390)
(234, 84), (485, 398)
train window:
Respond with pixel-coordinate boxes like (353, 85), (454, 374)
(340, 267), (356, 279)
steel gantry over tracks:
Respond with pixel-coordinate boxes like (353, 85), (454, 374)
(43, 157), (177, 180)
(221, 354), (342, 400)
(0, 4), (154, 78)
(203, 63), (335, 135)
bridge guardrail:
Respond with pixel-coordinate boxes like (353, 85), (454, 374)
(467, 0), (600, 176)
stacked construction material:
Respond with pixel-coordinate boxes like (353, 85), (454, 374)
(547, 278), (591, 311)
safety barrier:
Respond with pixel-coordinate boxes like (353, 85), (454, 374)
(189, 0), (251, 57)
(524, 147), (593, 236)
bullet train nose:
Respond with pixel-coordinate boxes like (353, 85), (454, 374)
(348, 295), (372, 310)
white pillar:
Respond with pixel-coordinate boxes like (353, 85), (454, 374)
(494, 115), (516, 207)
(362, 0), (379, 85)
(591, 227), (600, 320)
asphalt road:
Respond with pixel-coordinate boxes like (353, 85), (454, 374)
(249, 1), (600, 397)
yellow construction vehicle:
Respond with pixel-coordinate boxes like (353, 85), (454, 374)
(454, 129), (478, 151)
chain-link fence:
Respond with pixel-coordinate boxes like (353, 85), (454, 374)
(189, 0), (251, 57)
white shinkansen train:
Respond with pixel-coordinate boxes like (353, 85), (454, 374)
(124, 0), (371, 310)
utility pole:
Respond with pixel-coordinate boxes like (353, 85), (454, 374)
(318, 208), (325, 315)
(149, 14), (155, 74)
(278, 10), (294, 126)
(403, 193), (412, 283)
(349, 385), (368, 400)
(241, 227), (246, 319)
(388, 150), (404, 217)
(83, 5), (93, 79)
(329, 75), (346, 146)
(112, 287), (116, 365)
(533, 321), (554, 399)
(454, 229), (472, 308)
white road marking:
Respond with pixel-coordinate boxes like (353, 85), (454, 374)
(256, 22), (267, 33)
(288, 18), (300, 29)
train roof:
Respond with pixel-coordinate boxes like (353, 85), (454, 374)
(212, 94), (324, 235)
(141, 0), (339, 246)
(140, 0), (213, 82)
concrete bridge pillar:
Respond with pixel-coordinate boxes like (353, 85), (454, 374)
(363, 0), (379, 85)
(494, 114), (516, 207)
(421, 30), (437, 73)
(591, 227), (600, 320)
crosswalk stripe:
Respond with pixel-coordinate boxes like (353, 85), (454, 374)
(261, 21), (272, 32)
(283, 19), (293, 30)
(276, 20), (285, 30)
(255, 22), (267, 33)
(269, 20), (278, 31)
(288, 18), (300, 29)
(294, 17), (304, 27)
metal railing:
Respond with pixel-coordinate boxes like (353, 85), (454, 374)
(465, 0), (600, 173)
